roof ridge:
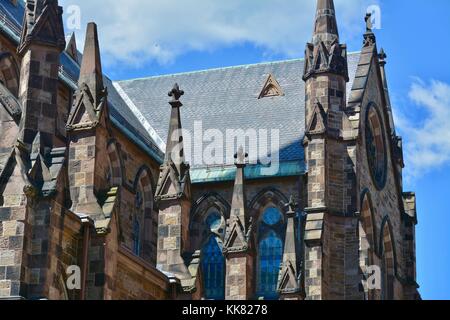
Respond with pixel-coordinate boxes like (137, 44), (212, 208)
(116, 51), (361, 83)
(117, 57), (306, 83)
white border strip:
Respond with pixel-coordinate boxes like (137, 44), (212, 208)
(112, 81), (166, 152)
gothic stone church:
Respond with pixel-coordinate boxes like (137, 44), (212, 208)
(0, 0), (420, 300)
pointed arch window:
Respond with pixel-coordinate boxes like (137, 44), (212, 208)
(380, 227), (395, 300)
(256, 207), (285, 300)
(201, 235), (225, 300)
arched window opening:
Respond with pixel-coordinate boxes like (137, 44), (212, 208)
(359, 191), (377, 300)
(201, 236), (225, 300)
(106, 142), (123, 187)
(256, 206), (285, 300)
(380, 221), (395, 300)
(132, 167), (156, 264)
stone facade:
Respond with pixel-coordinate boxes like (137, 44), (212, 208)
(0, 0), (419, 300)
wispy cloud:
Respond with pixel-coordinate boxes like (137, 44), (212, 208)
(59, 0), (376, 67)
(395, 79), (450, 180)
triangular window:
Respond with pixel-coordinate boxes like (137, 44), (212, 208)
(258, 74), (284, 99)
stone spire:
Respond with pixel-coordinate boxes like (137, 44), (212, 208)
(155, 83), (190, 200)
(66, 23), (107, 218)
(66, 23), (107, 131)
(223, 147), (254, 300)
(78, 23), (104, 107)
(166, 84), (186, 174)
(278, 196), (303, 299)
(18, 0), (66, 55)
(230, 146), (248, 223)
(155, 84), (192, 282)
(224, 146), (250, 251)
(312, 0), (339, 46)
(303, 0), (348, 81)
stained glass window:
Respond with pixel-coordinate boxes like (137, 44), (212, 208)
(206, 211), (222, 231)
(202, 236), (225, 300)
(256, 207), (285, 300)
(365, 104), (387, 189)
(263, 207), (282, 226)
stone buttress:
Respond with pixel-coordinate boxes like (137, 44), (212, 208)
(223, 147), (254, 300)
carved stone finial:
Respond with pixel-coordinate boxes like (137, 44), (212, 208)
(285, 195), (298, 215)
(365, 13), (373, 32)
(378, 48), (387, 66)
(168, 83), (184, 103)
(234, 146), (248, 167)
(363, 13), (376, 47)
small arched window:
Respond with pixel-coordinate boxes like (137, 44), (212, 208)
(200, 210), (225, 300)
(201, 235), (225, 300)
(256, 207), (285, 300)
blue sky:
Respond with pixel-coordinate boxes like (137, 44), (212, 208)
(59, 0), (450, 299)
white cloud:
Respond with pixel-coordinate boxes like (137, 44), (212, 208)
(395, 79), (450, 180)
(59, 0), (376, 68)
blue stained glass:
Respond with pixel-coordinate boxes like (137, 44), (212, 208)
(262, 207), (282, 226)
(206, 212), (222, 231)
(202, 236), (225, 300)
(256, 231), (283, 300)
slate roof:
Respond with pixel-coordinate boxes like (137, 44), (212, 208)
(116, 53), (360, 169)
(0, 0), (361, 176)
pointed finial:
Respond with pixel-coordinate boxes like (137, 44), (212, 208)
(168, 83), (184, 102)
(285, 196), (298, 216)
(78, 22), (104, 102)
(363, 13), (376, 47)
(365, 13), (373, 32)
(312, 0), (339, 45)
(378, 47), (387, 62)
(234, 146), (248, 167)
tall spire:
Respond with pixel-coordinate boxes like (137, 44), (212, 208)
(303, 0), (348, 81)
(278, 196), (303, 299)
(79, 23), (104, 107)
(223, 146), (254, 300)
(155, 83), (190, 200)
(224, 146), (250, 251)
(230, 146), (248, 223)
(165, 84), (186, 168)
(312, 0), (339, 46)
(66, 23), (107, 132)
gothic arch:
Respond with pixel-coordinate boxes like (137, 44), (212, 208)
(132, 166), (156, 264)
(249, 188), (289, 222)
(249, 188), (289, 300)
(379, 216), (397, 300)
(0, 52), (19, 97)
(190, 192), (230, 250)
(358, 189), (377, 300)
(106, 140), (123, 187)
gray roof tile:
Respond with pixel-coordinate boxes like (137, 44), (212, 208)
(116, 53), (360, 169)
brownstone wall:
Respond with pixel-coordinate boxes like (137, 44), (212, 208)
(356, 59), (407, 299)
(113, 246), (171, 300)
